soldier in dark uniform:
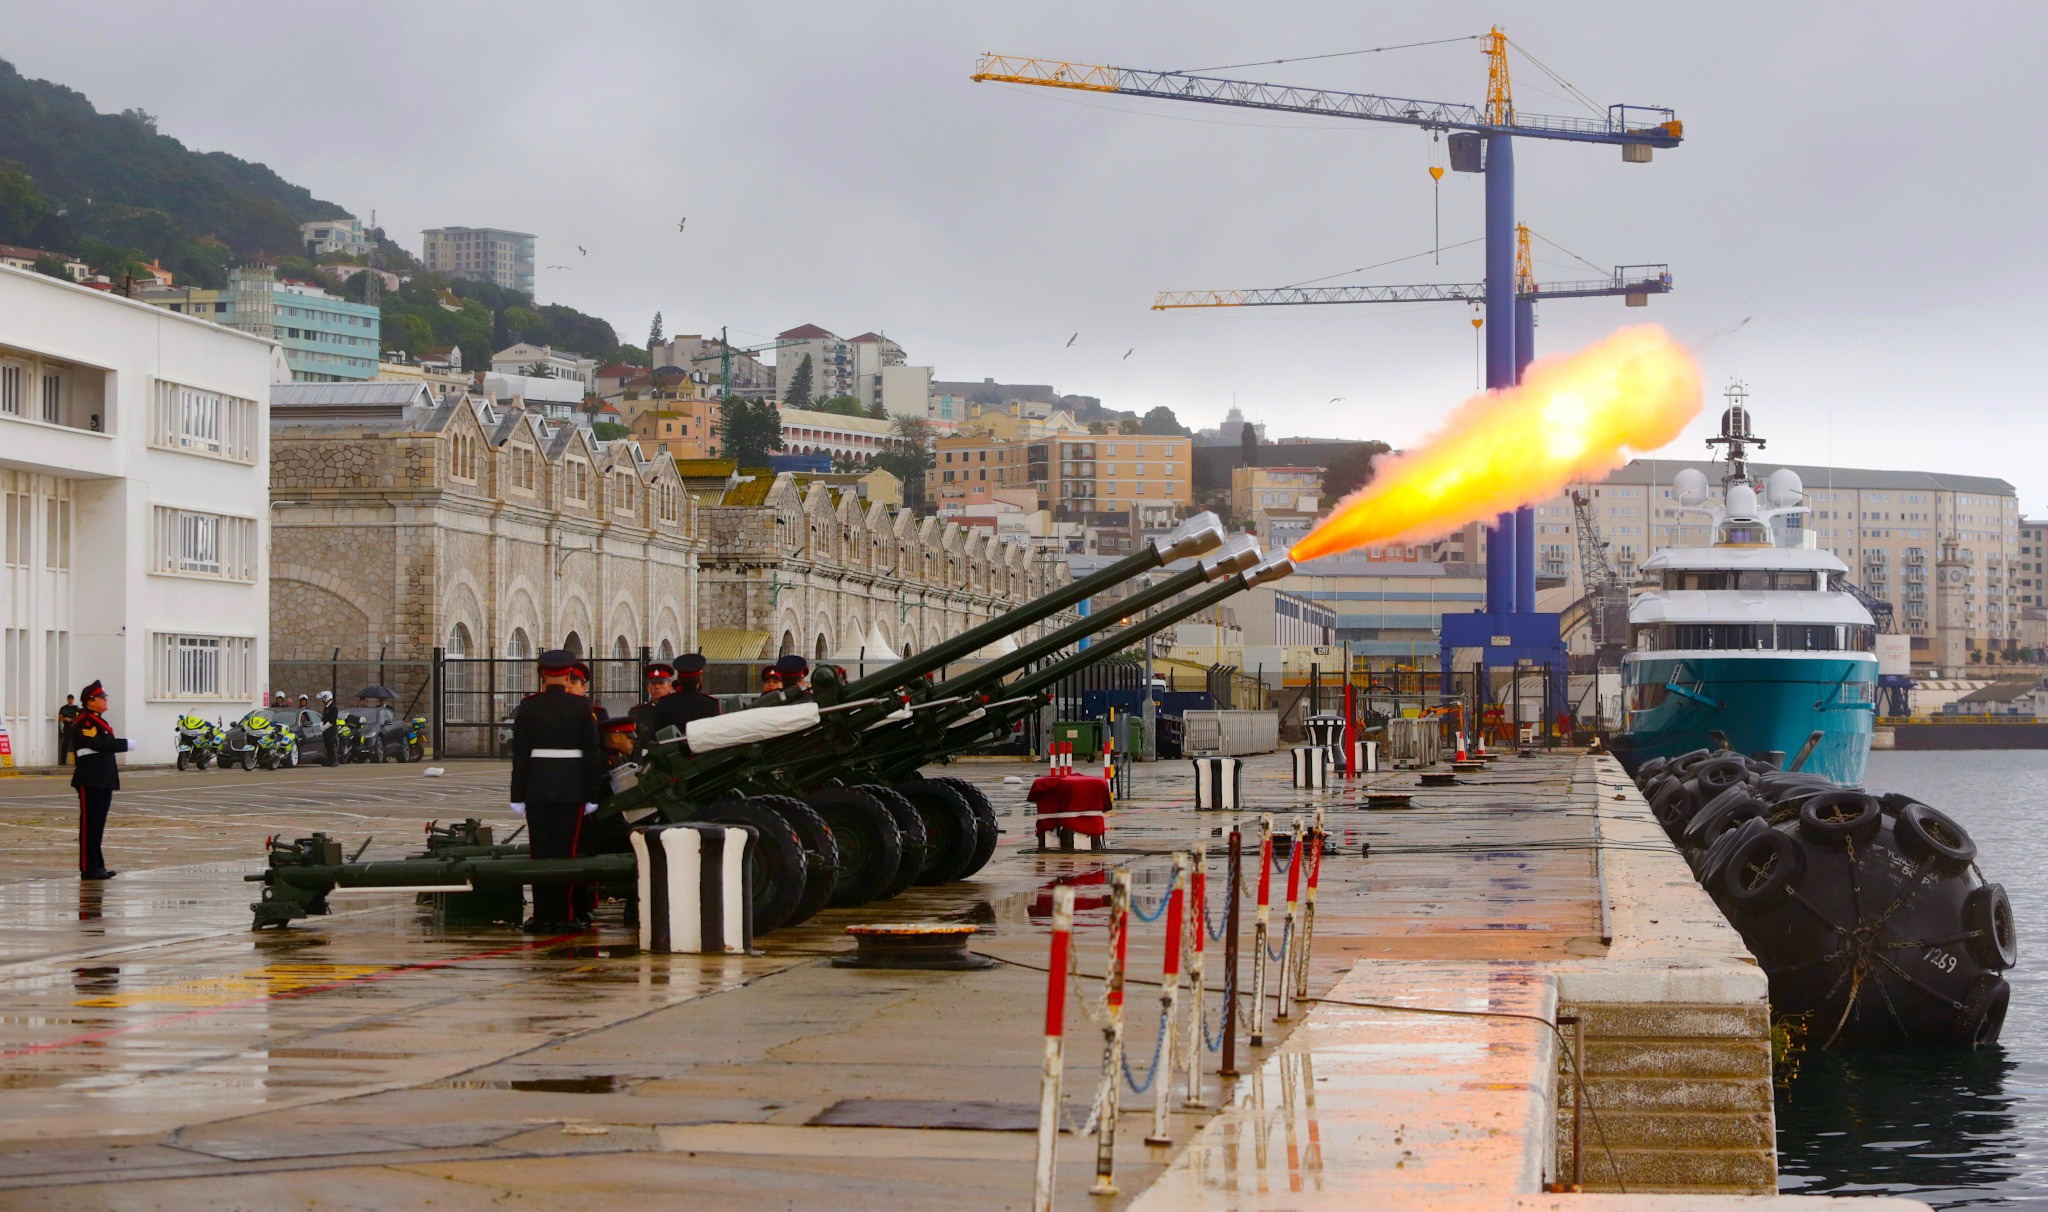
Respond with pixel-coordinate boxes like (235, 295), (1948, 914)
(773, 654), (812, 699)
(65, 680), (129, 880)
(655, 653), (722, 733)
(57, 695), (80, 765)
(627, 662), (675, 752)
(510, 649), (605, 931)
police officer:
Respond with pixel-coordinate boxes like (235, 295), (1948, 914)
(65, 680), (129, 880)
(656, 653), (722, 732)
(318, 690), (339, 766)
(510, 649), (605, 931)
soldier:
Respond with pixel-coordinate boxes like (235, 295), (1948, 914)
(509, 649), (605, 931)
(753, 665), (785, 706)
(56, 694), (79, 766)
(655, 653), (721, 732)
(774, 654), (813, 699)
(628, 662), (675, 751)
(65, 680), (129, 880)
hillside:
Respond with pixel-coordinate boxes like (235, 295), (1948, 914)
(0, 57), (632, 370)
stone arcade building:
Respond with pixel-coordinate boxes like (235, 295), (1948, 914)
(268, 383), (1067, 683)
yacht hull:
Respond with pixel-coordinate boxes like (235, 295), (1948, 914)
(1615, 653), (1876, 785)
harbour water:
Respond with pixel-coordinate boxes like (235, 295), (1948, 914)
(1776, 749), (2048, 1207)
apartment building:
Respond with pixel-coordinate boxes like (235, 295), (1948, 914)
(0, 265), (276, 766)
(0, 244), (90, 282)
(421, 226), (536, 296)
(651, 334), (775, 399)
(300, 217), (370, 257)
(933, 432), (1192, 520)
(1533, 460), (2026, 664)
(139, 266), (379, 382)
(491, 343), (597, 394)
(2019, 518), (2044, 609)
(777, 324), (855, 402)
(777, 407), (895, 465)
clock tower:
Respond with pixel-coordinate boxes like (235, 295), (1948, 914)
(1935, 535), (1969, 677)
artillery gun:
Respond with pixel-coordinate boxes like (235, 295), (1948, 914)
(248, 515), (1280, 932)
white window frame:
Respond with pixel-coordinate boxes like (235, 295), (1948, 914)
(151, 379), (259, 463)
(0, 361), (20, 416)
(149, 633), (256, 700)
(150, 506), (259, 581)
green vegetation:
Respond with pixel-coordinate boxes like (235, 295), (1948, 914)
(871, 415), (935, 511)
(783, 354), (814, 408)
(1140, 405), (1191, 436)
(720, 397), (785, 468)
(811, 395), (866, 417)
(592, 421), (631, 442)
(1321, 440), (1394, 501)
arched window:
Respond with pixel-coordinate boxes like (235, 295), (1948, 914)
(814, 633), (829, 661)
(657, 638), (675, 661)
(780, 630), (795, 657)
(447, 622), (471, 657)
(562, 631), (583, 658)
(610, 635), (634, 699)
(506, 627), (532, 660)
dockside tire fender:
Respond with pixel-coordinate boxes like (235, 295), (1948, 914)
(1636, 757), (1672, 784)
(852, 784), (927, 900)
(1721, 828), (1806, 909)
(1649, 779), (1693, 832)
(1894, 801), (1979, 871)
(805, 788), (903, 909)
(932, 776), (999, 879)
(693, 796), (810, 933)
(750, 794), (838, 929)
(1796, 790), (1884, 846)
(1681, 791), (1770, 858)
(1698, 816), (1771, 885)
(1669, 748), (1714, 776)
(1963, 883), (2019, 971)
(893, 779), (980, 886)
(1957, 974), (2012, 1050)
(1691, 755), (1752, 797)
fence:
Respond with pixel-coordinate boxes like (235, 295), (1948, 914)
(268, 653), (433, 722)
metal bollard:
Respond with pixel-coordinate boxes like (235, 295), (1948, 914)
(1295, 811), (1326, 1004)
(1274, 820), (1304, 1022)
(1220, 825), (1243, 1077)
(1091, 868), (1131, 1197)
(1036, 886), (1074, 1212)
(1183, 840), (1210, 1109)
(1250, 815), (1274, 1047)
(1147, 852), (1187, 1146)
(1103, 735), (1116, 803)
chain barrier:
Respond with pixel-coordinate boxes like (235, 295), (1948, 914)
(1130, 888), (1173, 924)
(1266, 916), (1294, 963)
(1121, 1009), (1172, 1094)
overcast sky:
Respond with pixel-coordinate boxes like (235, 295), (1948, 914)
(8, 2), (2044, 511)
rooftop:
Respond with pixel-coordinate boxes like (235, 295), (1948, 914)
(1612, 458), (2017, 498)
(779, 323), (835, 339)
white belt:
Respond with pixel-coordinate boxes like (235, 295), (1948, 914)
(530, 748), (584, 758)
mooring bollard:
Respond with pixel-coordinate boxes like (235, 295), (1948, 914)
(1250, 815), (1274, 1047)
(1092, 868), (1131, 1197)
(1036, 885), (1074, 1212)
(1147, 851), (1188, 1146)
(1184, 838), (1210, 1109)
(1221, 824), (1243, 1077)
(1275, 820), (1304, 1022)
(1295, 810), (1325, 1004)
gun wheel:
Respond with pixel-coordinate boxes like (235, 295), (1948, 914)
(892, 780), (979, 885)
(853, 785), (927, 900)
(930, 776), (999, 879)
(749, 795), (838, 928)
(805, 788), (903, 909)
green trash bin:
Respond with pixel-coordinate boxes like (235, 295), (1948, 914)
(1052, 720), (1103, 761)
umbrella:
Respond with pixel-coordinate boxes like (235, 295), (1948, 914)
(355, 685), (398, 701)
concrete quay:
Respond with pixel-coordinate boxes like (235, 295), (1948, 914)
(0, 752), (1927, 1210)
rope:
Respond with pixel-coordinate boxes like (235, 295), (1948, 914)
(1121, 1010), (1172, 1094)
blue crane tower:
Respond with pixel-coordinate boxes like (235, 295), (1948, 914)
(1150, 224), (1674, 713)
(974, 31), (1683, 712)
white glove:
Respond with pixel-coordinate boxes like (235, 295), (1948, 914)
(583, 802), (598, 816)
(510, 802), (526, 817)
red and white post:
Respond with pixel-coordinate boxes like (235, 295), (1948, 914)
(1295, 807), (1326, 1004)
(1250, 815), (1275, 1047)
(1146, 851), (1188, 1146)
(1274, 820), (1305, 1022)
(1091, 867), (1131, 1197)
(1103, 735), (1116, 802)
(1183, 839), (1210, 1110)
(1035, 885), (1074, 1212)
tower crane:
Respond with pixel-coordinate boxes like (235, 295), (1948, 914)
(686, 326), (804, 402)
(975, 31), (1682, 726)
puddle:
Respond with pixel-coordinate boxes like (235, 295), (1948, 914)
(434, 1075), (626, 1094)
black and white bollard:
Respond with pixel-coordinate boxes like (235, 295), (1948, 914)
(631, 823), (755, 954)
(1191, 756), (1243, 810)
(1290, 746), (1329, 789)
(1352, 738), (1380, 774)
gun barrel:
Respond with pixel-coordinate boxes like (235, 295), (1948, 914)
(837, 511), (1225, 699)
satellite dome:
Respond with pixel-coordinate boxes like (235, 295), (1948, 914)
(1726, 483), (1761, 518)
(1672, 468), (1710, 506)
(1721, 404), (1752, 440)
(1766, 468), (1805, 508)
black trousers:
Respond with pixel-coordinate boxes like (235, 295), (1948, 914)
(526, 802), (584, 924)
(77, 786), (112, 875)
(322, 726), (339, 765)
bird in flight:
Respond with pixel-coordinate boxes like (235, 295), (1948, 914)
(547, 264), (570, 270)
(1123, 349), (1134, 360)
(678, 218), (687, 232)
(1329, 397), (1345, 403)
(1065, 333), (1077, 347)
(577, 245), (588, 255)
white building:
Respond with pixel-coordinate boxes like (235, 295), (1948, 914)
(0, 265), (276, 767)
(490, 343), (596, 394)
(777, 324), (855, 402)
(421, 227), (536, 297)
(776, 407), (895, 464)
(480, 372), (588, 427)
(301, 217), (371, 258)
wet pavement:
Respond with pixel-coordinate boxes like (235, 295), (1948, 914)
(0, 751), (1613, 1209)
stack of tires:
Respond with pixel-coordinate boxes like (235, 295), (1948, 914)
(689, 777), (1001, 936)
(1632, 750), (2015, 1050)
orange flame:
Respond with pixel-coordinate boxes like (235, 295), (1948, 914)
(1291, 325), (1702, 563)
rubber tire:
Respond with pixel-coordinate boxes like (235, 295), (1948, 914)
(1699, 817), (1772, 887)
(197, 753), (212, 770)
(1964, 883), (2018, 970)
(1895, 801), (1978, 870)
(752, 794), (838, 929)
(854, 785), (927, 901)
(1796, 790), (1883, 846)
(805, 788), (903, 909)
(1649, 779), (1693, 830)
(932, 776), (1000, 879)
(1957, 974), (2012, 1049)
(372, 737), (388, 764)
(893, 779), (980, 885)
(1635, 757), (1671, 785)
(1720, 827), (1805, 909)
(177, 751), (188, 772)
(693, 795), (810, 934)
(1681, 791), (1769, 858)
(1691, 755), (1751, 797)
(241, 749), (257, 771)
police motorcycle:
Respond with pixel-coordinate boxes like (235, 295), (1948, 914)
(229, 709), (298, 770)
(173, 715), (225, 771)
(334, 712), (381, 763)
(401, 714), (427, 762)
